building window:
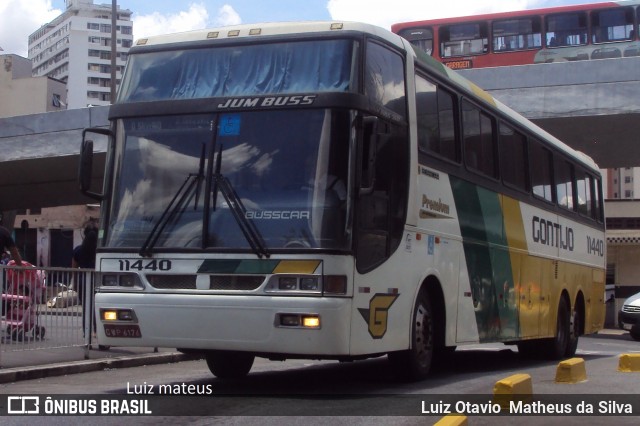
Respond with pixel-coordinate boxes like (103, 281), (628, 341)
(87, 23), (99, 30)
(52, 94), (63, 108)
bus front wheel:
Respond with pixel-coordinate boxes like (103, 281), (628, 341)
(205, 351), (255, 379)
(388, 289), (434, 381)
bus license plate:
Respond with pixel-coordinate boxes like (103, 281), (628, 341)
(104, 324), (142, 338)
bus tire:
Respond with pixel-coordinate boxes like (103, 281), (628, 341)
(205, 351), (254, 379)
(565, 306), (581, 357)
(388, 289), (434, 381)
(545, 298), (571, 360)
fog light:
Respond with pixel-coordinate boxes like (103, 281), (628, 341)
(302, 315), (320, 328)
(103, 310), (118, 321)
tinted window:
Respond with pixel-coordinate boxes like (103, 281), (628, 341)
(499, 123), (528, 191)
(399, 28), (434, 55)
(440, 22), (488, 57)
(365, 41), (406, 118)
(415, 75), (458, 162)
(591, 7), (634, 43)
(545, 13), (588, 47)
(493, 17), (542, 51)
(462, 100), (496, 177)
(576, 170), (593, 218)
(555, 157), (575, 211)
(530, 141), (554, 202)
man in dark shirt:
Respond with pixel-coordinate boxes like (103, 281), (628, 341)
(0, 225), (22, 265)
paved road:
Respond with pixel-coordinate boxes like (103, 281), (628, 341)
(0, 331), (638, 425)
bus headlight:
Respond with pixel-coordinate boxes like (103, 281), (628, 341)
(99, 273), (144, 289)
(265, 275), (347, 295)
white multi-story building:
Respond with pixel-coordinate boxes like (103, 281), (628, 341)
(606, 167), (640, 200)
(28, 0), (133, 109)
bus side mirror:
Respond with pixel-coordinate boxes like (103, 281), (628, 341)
(360, 116), (379, 196)
(80, 128), (112, 201)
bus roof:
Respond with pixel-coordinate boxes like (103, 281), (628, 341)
(132, 21), (404, 49)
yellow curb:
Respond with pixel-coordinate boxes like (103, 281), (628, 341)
(555, 357), (587, 383)
(493, 373), (533, 409)
(618, 353), (640, 372)
(433, 413), (468, 426)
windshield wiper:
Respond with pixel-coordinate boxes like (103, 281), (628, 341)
(212, 144), (270, 259)
(139, 144), (206, 257)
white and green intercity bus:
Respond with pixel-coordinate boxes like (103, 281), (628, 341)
(79, 21), (606, 380)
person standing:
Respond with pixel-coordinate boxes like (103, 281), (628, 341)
(0, 225), (22, 266)
(72, 223), (98, 340)
(71, 223), (98, 304)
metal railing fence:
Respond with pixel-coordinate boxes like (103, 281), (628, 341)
(0, 264), (93, 361)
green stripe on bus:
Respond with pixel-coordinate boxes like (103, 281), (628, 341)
(451, 177), (519, 342)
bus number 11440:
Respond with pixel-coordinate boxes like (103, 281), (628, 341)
(118, 259), (172, 271)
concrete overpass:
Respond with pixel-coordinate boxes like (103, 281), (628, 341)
(1, 56), (640, 211)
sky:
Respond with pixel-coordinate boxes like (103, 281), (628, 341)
(1, 0), (597, 57)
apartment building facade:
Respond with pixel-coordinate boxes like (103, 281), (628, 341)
(0, 54), (67, 118)
(28, 0), (133, 109)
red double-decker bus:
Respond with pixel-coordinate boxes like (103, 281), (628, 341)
(392, 0), (640, 69)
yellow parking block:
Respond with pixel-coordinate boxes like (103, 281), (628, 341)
(434, 414), (468, 426)
(618, 354), (640, 372)
(555, 357), (587, 383)
(493, 373), (533, 409)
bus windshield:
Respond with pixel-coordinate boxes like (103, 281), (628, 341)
(106, 109), (352, 252)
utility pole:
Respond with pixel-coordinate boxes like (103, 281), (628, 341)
(110, 0), (117, 103)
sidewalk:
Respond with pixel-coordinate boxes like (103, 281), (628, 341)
(0, 344), (200, 384)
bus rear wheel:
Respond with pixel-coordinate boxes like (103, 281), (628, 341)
(388, 289), (434, 381)
(565, 306), (581, 357)
(517, 299), (572, 359)
(544, 298), (571, 359)
(205, 351), (255, 379)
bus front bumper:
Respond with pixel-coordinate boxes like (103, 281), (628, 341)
(95, 292), (353, 356)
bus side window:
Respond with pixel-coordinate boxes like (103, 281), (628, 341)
(415, 75), (459, 162)
(555, 157), (575, 211)
(462, 99), (497, 178)
(399, 28), (434, 56)
(575, 170), (592, 218)
(591, 7), (635, 43)
(593, 176), (604, 222)
(530, 140), (554, 203)
(545, 12), (588, 47)
(499, 122), (528, 191)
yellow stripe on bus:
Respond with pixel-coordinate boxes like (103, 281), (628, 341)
(272, 260), (322, 274)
